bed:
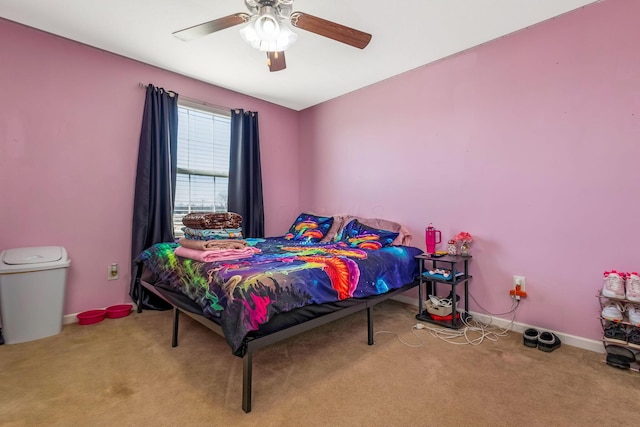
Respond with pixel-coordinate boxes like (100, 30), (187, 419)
(134, 214), (422, 412)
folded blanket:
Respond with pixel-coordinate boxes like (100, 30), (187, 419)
(178, 237), (248, 251)
(182, 227), (244, 240)
(175, 245), (261, 262)
(182, 212), (243, 230)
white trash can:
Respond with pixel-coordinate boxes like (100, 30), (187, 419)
(0, 246), (71, 344)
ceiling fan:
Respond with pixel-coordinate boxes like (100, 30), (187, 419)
(173, 0), (372, 72)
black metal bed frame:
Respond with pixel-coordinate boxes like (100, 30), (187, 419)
(135, 263), (417, 413)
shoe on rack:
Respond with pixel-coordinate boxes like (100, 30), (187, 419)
(537, 331), (561, 352)
(601, 301), (625, 322)
(627, 304), (640, 325)
(604, 323), (628, 345)
(626, 272), (640, 302)
(605, 344), (635, 369)
(627, 328), (640, 350)
(606, 353), (631, 369)
(523, 328), (539, 348)
(602, 270), (625, 299)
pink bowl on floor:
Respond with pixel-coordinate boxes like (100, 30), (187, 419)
(77, 309), (107, 325)
(106, 304), (133, 319)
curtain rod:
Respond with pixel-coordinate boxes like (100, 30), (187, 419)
(138, 83), (230, 112)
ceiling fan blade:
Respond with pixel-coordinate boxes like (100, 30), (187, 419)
(173, 13), (250, 41)
(290, 12), (371, 49)
(267, 51), (286, 72)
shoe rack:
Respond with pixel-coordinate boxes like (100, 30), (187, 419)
(597, 291), (640, 371)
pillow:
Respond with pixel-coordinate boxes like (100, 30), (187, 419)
(319, 214), (343, 243)
(325, 215), (412, 246)
(337, 219), (399, 250)
(284, 213), (334, 243)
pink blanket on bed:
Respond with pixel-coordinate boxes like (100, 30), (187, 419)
(174, 245), (261, 262)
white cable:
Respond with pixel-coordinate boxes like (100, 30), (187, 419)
(376, 293), (520, 348)
(373, 326), (425, 347)
(413, 293), (519, 346)
(469, 292), (519, 316)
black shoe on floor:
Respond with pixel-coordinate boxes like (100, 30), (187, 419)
(523, 328), (539, 348)
(537, 331), (561, 352)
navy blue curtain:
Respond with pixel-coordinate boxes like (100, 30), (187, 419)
(228, 109), (264, 238)
(129, 84), (179, 309)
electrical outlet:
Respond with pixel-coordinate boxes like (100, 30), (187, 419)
(513, 275), (526, 293)
(108, 263), (119, 280)
(509, 275), (527, 299)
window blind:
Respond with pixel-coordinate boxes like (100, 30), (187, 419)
(173, 104), (231, 236)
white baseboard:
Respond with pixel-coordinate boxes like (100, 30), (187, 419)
(63, 297), (603, 353)
(392, 295), (604, 354)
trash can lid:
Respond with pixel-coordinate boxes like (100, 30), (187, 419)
(0, 246), (70, 274)
(3, 246), (64, 265)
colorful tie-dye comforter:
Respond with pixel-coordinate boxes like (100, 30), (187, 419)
(137, 238), (422, 355)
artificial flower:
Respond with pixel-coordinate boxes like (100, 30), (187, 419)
(453, 231), (473, 243)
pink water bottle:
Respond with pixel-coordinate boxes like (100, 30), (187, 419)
(425, 223), (441, 254)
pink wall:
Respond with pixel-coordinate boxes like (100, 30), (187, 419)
(0, 19), (300, 315)
(2, 0), (639, 344)
(299, 0), (640, 341)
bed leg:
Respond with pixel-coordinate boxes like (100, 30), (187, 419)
(367, 306), (374, 345)
(172, 308), (179, 348)
(242, 351), (253, 413)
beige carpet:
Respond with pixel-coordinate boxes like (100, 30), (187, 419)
(1, 301), (638, 427)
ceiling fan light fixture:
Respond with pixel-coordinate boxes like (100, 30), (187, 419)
(239, 16), (260, 46)
(240, 11), (297, 52)
(255, 13), (280, 40)
(175, 0), (372, 71)
(272, 22), (297, 51)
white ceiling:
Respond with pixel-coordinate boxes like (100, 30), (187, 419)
(1, 0), (597, 111)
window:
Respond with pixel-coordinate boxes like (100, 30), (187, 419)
(173, 101), (231, 236)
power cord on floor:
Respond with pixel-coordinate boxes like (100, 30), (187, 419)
(377, 293), (520, 348)
(373, 325), (426, 347)
(415, 294), (519, 346)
